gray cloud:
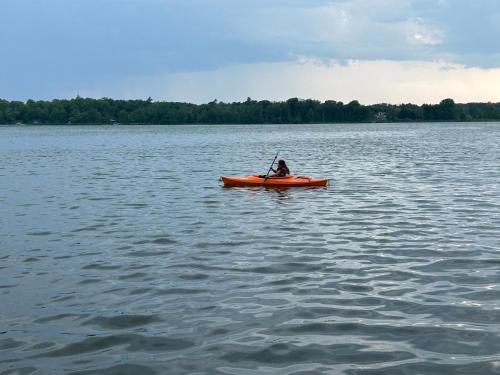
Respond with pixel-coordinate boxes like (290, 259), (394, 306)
(225, 0), (500, 65)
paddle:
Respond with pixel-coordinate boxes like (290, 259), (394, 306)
(263, 151), (279, 179)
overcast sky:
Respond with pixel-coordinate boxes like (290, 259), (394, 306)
(1, 0), (500, 103)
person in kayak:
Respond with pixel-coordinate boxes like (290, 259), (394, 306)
(268, 160), (290, 177)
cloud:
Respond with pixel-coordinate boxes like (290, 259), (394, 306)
(222, 0), (500, 66)
(1, 0), (500, 100)
(72, 59), (500, 105)
(406, 18), (443, 45)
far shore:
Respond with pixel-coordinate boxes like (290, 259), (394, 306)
(1, 97), (500, 125)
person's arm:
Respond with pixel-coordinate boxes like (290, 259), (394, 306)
(260, 169), (277, 178)
(275, 168), (287, 177)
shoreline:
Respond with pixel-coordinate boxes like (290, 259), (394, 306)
(3, 119), (500, 126)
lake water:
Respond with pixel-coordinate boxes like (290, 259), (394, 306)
(1, 123), (499, 375)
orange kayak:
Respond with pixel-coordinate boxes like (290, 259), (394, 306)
(221, 174), (328, 187)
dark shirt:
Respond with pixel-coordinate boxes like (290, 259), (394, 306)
(275, 166), (290, 177)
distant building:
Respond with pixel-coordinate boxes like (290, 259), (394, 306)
(374, 111), (387, 122)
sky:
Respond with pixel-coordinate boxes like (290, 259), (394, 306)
(1, 0), (500, 104)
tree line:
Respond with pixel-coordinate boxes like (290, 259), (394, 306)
(1, 97), (500, 125)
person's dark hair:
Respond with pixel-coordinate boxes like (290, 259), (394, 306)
(278, 160), (290, 174)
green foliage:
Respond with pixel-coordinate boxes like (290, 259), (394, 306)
(0, 97), (499, 125)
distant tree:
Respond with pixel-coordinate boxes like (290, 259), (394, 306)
(438, 98), (457, 120)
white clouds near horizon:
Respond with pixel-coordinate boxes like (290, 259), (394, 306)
(73, 59), (500, 105)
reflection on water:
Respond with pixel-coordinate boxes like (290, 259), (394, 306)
(0, 122), (499, 374)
